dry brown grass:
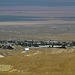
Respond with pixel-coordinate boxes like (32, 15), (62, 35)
(0, 47), (75, 75)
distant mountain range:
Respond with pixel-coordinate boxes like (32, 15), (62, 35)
(0, 0), (75, 6)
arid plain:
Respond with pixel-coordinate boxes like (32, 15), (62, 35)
(0, 20), (75, 41)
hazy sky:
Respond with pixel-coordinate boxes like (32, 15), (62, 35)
(0, 0), (75, 6)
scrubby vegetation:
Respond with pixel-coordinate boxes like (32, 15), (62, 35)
(0, 46), (75, 75)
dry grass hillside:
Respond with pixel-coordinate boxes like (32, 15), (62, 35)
(0, 47), (75, 75)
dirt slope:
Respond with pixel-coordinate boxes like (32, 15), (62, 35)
(0, 47), (75, 75)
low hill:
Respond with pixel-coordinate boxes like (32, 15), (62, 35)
(0, 47), (75, 75)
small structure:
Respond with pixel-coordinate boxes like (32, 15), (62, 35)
(1, 51), (7, 56)
(53, 45), (62, 48)
(25, 48), (29, 51)
(73, 46), (75, 48)
(38, 45), (49, 48)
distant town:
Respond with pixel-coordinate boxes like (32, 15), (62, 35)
(0, 40), (75, 50)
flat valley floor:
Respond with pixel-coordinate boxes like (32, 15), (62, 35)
(0, 20), (75, 41)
